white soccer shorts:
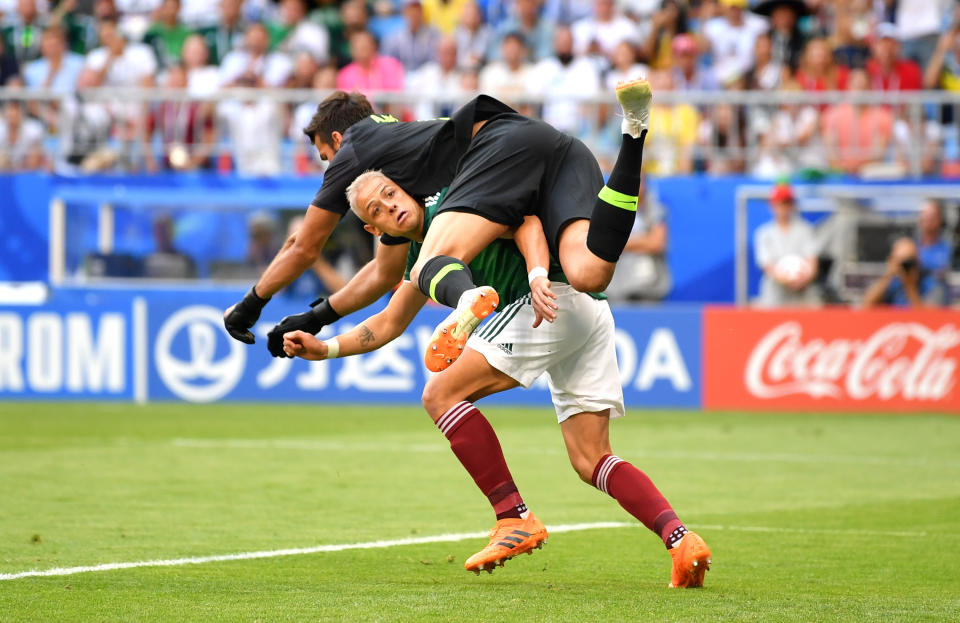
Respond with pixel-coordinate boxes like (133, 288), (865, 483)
(466, 283), (625, 423)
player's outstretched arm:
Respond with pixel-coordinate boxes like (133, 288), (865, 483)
(514, 215), (558, 327)
(283, 282), (427, 360)
(224, 207), (341, 344)
(266, 241), (411, 357)
(328, 241), (410, 314)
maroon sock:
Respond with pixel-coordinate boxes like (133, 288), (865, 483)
(592, 454), (686, 549)
(436, 401), (527, 520)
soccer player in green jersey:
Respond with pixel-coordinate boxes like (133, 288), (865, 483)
(280, 170), (712, 588)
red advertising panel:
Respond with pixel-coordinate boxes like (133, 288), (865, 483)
(703, 308), (960, 412)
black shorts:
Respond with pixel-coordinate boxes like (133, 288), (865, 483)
(436, 114), (601, 255)
(537, 137), (603, 255)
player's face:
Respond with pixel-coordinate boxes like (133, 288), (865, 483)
(355, 176), (422, 238)
(313, 132), (341, 161)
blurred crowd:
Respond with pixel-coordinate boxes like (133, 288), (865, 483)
(1, 0), (960, 176)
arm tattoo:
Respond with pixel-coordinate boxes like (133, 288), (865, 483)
(358, 324), (375, 346)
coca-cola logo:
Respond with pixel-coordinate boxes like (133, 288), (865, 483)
(745, 322), (960, 401)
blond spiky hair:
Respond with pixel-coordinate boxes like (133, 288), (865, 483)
(345, 169), (386, 218)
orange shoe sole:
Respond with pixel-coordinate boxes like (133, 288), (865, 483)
(615, 77), (650, 92)
(425, 287), (499, 372)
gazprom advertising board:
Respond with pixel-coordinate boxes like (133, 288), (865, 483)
(0, 293), (701, 409)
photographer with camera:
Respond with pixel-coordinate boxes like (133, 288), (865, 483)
(862, 236), (948, 308)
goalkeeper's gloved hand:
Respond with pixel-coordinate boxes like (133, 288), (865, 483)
(223, 286), (270, 344)
(267, 297), (342, 358)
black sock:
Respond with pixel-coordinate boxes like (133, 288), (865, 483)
(417, 255), (477, 307)
(586, 129), (647, 264)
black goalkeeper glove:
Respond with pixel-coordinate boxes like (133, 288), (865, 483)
(267, 297), (342, 357)
(223, 286), (270, 344)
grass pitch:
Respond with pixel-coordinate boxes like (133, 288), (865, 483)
(1, 403), (958, 622)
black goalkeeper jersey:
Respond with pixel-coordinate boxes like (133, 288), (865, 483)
(309, 96), (515, 220)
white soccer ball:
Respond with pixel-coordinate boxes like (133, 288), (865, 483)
(774, 254), (812, 283)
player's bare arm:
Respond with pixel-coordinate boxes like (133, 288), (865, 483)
(327, 241), (409, 313)
(283, 282), (427, 360)
(513, 215), (558, 327)
(265, 239), (410, 357)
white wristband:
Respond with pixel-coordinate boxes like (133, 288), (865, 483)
(323, 338), (340, 359)
(528, 266), (548, 284)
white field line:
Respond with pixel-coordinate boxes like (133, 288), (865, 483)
(696, 524), (936, 539)
(171, 438), (960, 468)
(172, 438), (447, 453)
(0, 522), (631, 581)
(2, 521), (947, 582)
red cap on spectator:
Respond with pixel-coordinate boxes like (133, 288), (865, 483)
(672, 34), (697, 55)
(770, 183), (795, 203)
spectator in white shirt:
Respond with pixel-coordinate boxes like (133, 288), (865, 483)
(702, 0), (767, 83)
(180, 33), (219, 97)
(479, 31), (535, 109)
(217, 74), (283, 176)
(179, 0), (221, 28)
(750, 81), (823, 179)
(532, 25), (601, 135)
(407, 35), (464, 119)
(619, 0), (660, 21)
(219, 22), (292, 88)
(84, 17), (157, 153)
(0, 100), (46, 170)
(605, 39), (649, 89)
(753, 183), (821, 307)
(84, 19), (157, 87)
(572, 0), (639, 61)
(114, 0), (162, 42)
(274, 0), (329, 65)
(894, 0), (950, 68)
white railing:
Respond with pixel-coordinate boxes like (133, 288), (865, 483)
(2, 87), (960, 178)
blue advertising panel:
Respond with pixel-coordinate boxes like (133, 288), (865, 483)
(1, 291), (702, 409)
(0, 302), (136, 400)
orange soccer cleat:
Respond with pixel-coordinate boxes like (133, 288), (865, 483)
(425, 286), (499, 372)
(668, 531), (712, 588)
(464, 513), (548, 574)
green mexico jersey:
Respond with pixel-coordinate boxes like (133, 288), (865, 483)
(404, 189), (604, 306)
